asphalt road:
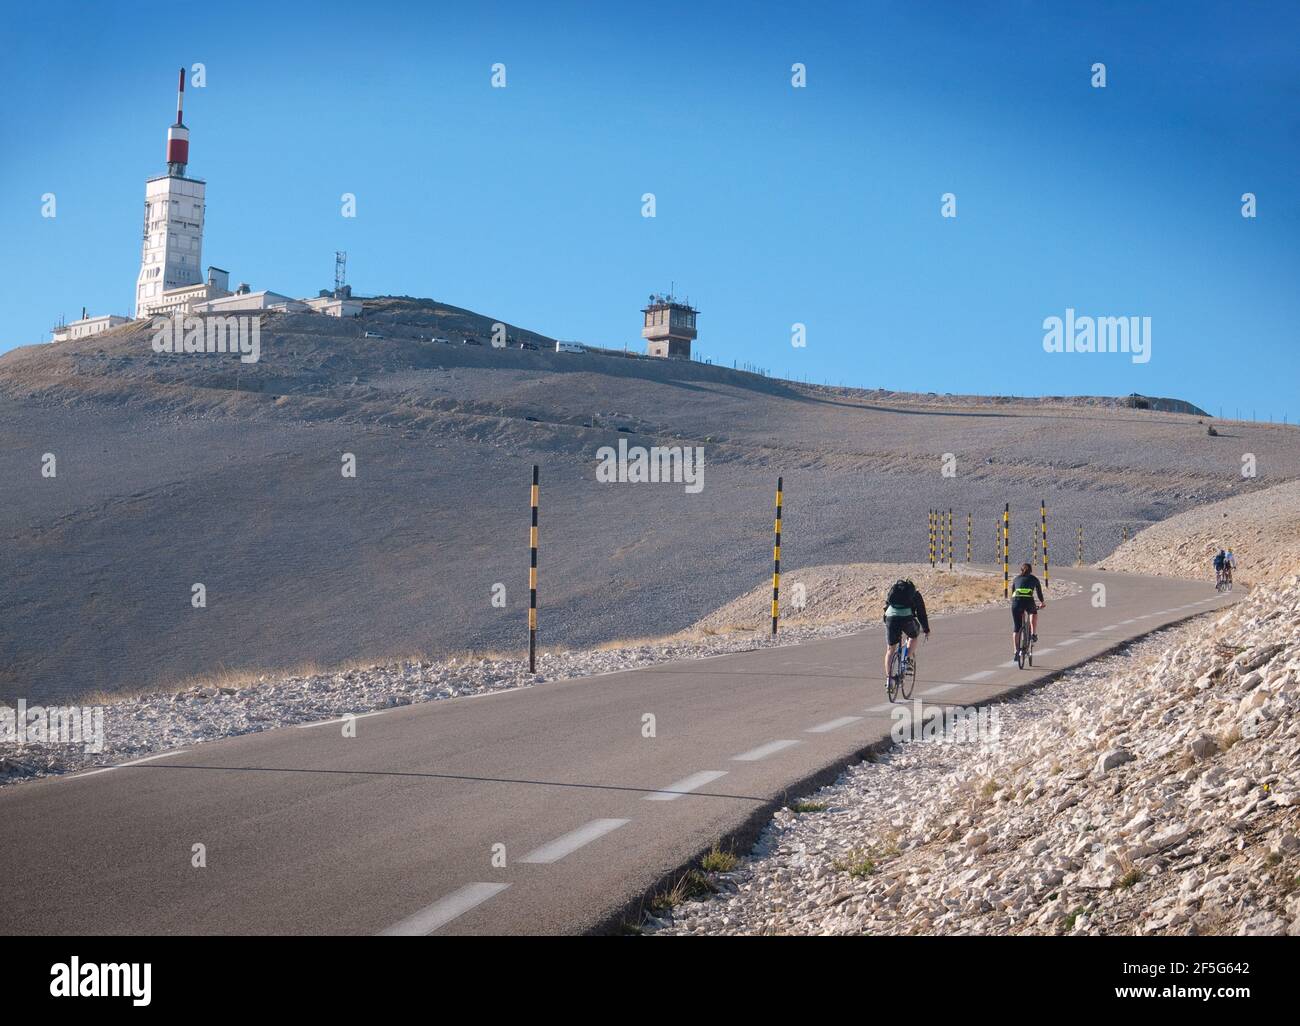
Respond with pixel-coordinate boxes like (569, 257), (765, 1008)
(0, 567), (1236, 935)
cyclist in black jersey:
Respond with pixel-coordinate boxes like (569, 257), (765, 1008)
(882, 578), (930, 686)
(1010, 562), (1045, 659)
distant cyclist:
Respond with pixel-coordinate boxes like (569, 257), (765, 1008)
(1010, 562), (1045, 659)
(1213, 548), (1226, 587)
(882, 578), (929, 687)
(1223, 548), (1237, 586)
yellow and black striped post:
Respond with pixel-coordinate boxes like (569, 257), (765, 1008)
(1077, 525), (1083, 566)
(966, 512), (972, 563)
(929, 509), (935, 567)
(771, 477), (783, 635)
(1041, 498), (1049, 589)
(528, 465), (539, 673)
(1002, 503), (1010, 598)
(1122, 525), (1128, 544)
(947, 508), (953, 570)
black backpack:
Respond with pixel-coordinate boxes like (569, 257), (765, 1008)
(886, 579), (916, 609)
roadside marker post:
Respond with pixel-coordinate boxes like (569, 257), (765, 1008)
(771, 477), (782, 635)
(966, 512), (971, 563)
(528, 465), (539, 673)
(1002, 503), (1010, 598)
(1077, 525), (1083, 566)
(947, 508), (953, 570)
(1041, 499), (1049, 588)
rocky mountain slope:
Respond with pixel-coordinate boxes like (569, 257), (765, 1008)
(1098, 479), (1300, 586)
(1, 297), (1296, 701)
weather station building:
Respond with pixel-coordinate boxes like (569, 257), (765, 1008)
(49, 311), (132, 343)
(642, 292), (698, 359)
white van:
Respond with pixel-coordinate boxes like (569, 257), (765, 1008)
(555, 341), (584, 353)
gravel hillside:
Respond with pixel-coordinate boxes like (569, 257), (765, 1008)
(3, 296), (1297, 701)
(1097, 479), (1300, 585)
(691, 562), (1079, 634)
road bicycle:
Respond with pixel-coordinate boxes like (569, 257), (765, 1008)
(887, 633), (917, 702)
(1015, 607), (1039, 669)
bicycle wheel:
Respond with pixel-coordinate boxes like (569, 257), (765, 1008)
(901, 650), (916, 700)
(886, 649), (900, 702)
(1016, 628), (1027, 669)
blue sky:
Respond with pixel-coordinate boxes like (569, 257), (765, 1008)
(1, 0), (1296, 419)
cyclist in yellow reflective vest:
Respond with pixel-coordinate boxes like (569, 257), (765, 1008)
(1010, 562), (1045, 659)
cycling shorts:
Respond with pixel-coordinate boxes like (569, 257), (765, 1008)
(1011, 597), (1037, 630)
(885, 615), (920, 646)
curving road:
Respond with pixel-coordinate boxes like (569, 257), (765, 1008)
(0, 568), (1236, 935)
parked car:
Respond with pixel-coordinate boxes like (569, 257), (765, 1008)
(462, 337), (481, 346)
(363, 331), (384, 339)
(555, 341), (584, 353)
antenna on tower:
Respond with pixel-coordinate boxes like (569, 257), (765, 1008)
(334, 251), (347, 297)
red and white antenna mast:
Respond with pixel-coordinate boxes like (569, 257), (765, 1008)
(166, 67), (190, 176)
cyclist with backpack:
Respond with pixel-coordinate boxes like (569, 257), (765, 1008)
(1011, 562), (1045, 659)
(882, 578), (930, 688)
(1213, 549), (1226, 588)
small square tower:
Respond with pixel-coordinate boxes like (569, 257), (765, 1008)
(641, 293), (698, 359)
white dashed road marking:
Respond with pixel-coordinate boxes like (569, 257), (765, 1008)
(805, 716), (863, 734)
(378, 882), (510, 936)
(921, 683), (960, 695)
(732, 739), (801, 762)
(644, 770), (728, 801)
(962, 670), (997, 682)
(519, 819), (629, 864)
